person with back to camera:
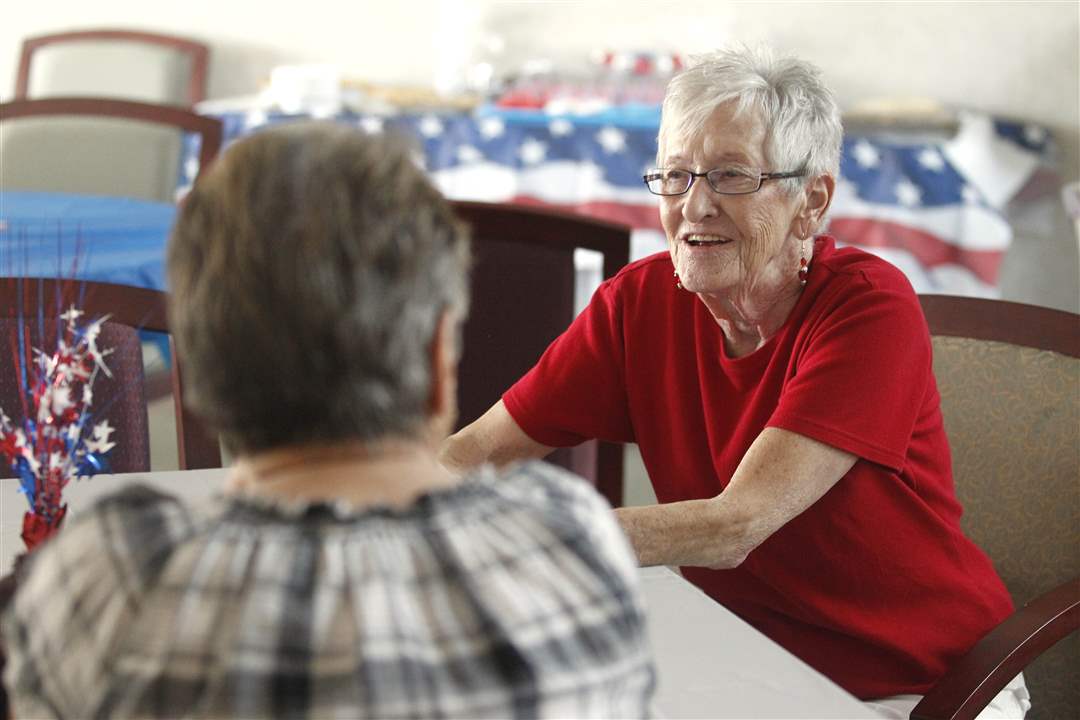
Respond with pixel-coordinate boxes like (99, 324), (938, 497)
(441, 46), (1031, 719)
(1, 123), (656, 718)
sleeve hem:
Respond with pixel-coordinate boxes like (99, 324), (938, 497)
(768, 412), (906, 472)
(502, 389), (589, 448)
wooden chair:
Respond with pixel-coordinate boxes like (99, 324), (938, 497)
(451, 201), (631, 507)
(0, 97), (222, 202)
(911, 295), (1080, 720)
(0, 278), (222, 472)
(15, 29), (208, 107)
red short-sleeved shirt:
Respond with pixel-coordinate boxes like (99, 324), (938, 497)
(503, 236), (1013, 699)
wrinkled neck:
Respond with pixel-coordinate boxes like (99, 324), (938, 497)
(697, 281), (803, 358)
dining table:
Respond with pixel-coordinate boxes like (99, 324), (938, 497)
(0, 190), (176, 291)
(0, 467), (878, 719)
(0, 189), (179, 368)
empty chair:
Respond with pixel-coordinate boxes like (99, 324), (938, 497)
(912, 294), (1080, 720)
(0, 278), (222, 472)
(0, 97), (222, 202)
(450, 200), (630, 506)
(15, 29), (208, 107)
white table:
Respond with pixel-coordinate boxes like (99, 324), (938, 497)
(1, 470), (874, 719)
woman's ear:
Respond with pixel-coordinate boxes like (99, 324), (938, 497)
(799, 173), (836, 234)
(427, 309), (460, 438)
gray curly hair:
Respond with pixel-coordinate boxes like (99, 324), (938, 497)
(168, 122), (471, 454)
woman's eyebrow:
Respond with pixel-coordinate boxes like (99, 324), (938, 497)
(661, 153), (754, 167)
(708, 152), (756, 165)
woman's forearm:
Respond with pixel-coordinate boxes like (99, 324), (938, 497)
(614, 428), (857, 569)
(438, 400), (555, 474)
(614, 498), (759, 569)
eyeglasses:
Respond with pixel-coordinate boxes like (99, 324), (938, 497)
(643, 167), (807, 196)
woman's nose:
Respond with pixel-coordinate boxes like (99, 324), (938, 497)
(681, 179), (721, 223)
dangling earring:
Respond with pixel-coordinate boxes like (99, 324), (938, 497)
(674, 270), (683, 290)
(797, 237), (810, 286)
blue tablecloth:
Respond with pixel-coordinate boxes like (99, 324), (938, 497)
(1, 191), (177, 364)
(0, 191), (176, 291)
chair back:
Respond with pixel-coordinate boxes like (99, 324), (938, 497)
(15, 29), (208, 107)
(920, 294), (1080, 719)
(451, 201), (630, 506)
(0, 278), (222, 472)
(0, 97), (222, 203)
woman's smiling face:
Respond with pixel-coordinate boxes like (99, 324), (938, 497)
(659, 102), (807, 299)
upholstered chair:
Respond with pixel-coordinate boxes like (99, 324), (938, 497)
(912, 295), (1079, 720)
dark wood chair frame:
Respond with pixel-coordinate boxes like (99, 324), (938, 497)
(0, 97), (223, 179)
(918, 294), (1080, 358)
(15, 29), (209, 107)
(452, 201), (632, 281)
(451, 201), (631, 507)
(911, 294), (1080, 720)
(0, 278), (222, 469)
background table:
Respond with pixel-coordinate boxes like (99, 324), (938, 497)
(0, 468), (874, 719)
(0, 108), (1054, 304)
(0, 190), (175, 291)
(0, 190), (177, 365)
(182, 106), (1055, 299)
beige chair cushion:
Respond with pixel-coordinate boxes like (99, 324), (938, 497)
(0, 116), (182, 202)
(931, 335), (1079, 718)
(25, 41), (193, 106)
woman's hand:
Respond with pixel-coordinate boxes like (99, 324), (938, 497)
(439, 400), (554, 475)
(614, 427), (857, 568)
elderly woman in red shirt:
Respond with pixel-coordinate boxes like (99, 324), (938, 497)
(441, 46), (1029, 718)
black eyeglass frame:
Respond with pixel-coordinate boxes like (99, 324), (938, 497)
(642, 168), (808, 196)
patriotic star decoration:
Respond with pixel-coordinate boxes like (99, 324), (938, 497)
(456, 145), (484, 164)
(918, 148), (946, 172)
(0, 307), (119, 551)
(519, 138), (548, 165)
(85, 421), (116, 455)
(59, 306), (83, 323)
(895, 178), (923, 208)
(79, 315), (115, 378)
(852, 140), (880, 169)
(479, 117), (506, 140)
(418, 115), (445, 138)
(549, 118), (574, 137)
(596, 126), (627, 154)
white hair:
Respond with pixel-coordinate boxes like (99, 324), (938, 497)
(658, 45), (843, 194)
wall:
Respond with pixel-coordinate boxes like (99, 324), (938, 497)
(2, 1), (1077, 185)
(4, 2), (1077, 308)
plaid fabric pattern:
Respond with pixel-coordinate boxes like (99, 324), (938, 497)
(3, 462), (655, 719)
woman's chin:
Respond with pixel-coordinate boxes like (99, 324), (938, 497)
(681, 275), (738, 296)
(675, 262), (740, 295)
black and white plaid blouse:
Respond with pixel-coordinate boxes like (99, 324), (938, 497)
(3, 461), (656, 719)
